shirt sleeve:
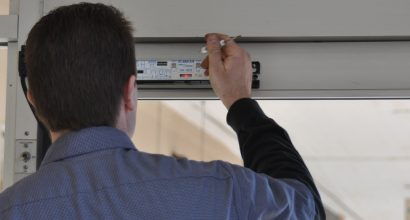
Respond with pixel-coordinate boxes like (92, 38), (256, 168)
(226, 98), (325, 220)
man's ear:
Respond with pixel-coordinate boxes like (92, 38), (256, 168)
(27, 90), (36, 108)
(123, 74), (137, 111)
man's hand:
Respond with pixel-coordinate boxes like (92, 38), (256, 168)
(201, 33), (253, 109)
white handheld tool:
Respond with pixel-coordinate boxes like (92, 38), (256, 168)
(200, 36), (240, 54)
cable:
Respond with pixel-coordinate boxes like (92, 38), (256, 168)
(18, 46), (40, 122)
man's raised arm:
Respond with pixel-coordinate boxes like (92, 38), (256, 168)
(202, 33), (325, 219)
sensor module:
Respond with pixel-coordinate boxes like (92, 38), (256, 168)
(136, 59), (260, 89)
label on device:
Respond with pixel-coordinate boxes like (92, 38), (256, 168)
(136, 60), (207, 80)
(136, 59), (260, 89)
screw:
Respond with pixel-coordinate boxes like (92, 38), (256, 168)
(24, 131), (30, 136)
(23, 165), (28, 170)
(21, 152), (31, 162)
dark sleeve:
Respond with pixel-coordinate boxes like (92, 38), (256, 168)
(227, 98), (326, 219)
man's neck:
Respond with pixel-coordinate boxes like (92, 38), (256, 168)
(50, 130), (70, 143)
(49, 125), (130, 143)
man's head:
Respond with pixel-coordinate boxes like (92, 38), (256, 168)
(25, 3), (137, 139)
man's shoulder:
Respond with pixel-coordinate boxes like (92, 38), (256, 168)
(0, 171), (48, 214)
(132, 150), (239, 181)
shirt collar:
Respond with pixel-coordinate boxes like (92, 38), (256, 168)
(40, 126), (135, 167)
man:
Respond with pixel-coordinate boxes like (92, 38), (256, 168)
(0, 3), (325, 219)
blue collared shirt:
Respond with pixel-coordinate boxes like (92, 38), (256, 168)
(0, 127), (315, 219)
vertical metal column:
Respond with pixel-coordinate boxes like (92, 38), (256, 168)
(3, 0), (45, 188)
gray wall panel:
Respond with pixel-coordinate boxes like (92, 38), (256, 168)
(44, 0), (410, 38)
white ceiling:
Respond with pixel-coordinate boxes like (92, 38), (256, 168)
(164, 100), (410, 220)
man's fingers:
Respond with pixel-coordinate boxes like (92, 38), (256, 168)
(222, 39), (242, 57)
(205, 33), (230, 41)
(206, 33), (243, 57)
(204, 33), (242, 76)
(201, 57), (210, 76)
(201, 56), (209, 69)
(200, 54), (226, 70)
(206, 34), (224, 74)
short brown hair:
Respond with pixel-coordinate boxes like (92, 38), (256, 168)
(26, 3), (135, 131)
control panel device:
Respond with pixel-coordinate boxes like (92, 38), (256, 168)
(136, 59), (260, 89)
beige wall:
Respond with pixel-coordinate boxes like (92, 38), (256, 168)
(0, 0), (8, 15)
(133, 101), (242, 165)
